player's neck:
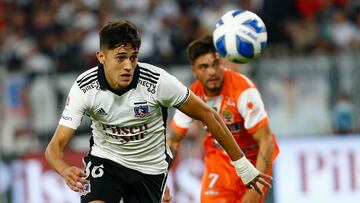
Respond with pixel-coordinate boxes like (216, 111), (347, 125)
(204, 89), (221, 97)
(105, 74), (129, 90)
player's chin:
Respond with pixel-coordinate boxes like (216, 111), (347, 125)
(117, 80), (132, 88)
(207, 84), (221, 92)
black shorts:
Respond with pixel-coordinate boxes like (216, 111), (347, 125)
(80, 154), (168, 203)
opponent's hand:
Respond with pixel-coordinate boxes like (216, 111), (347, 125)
(241, 189), (261, 203)
(246, 172), (272, 195)
(60, 166), (89, 192)
(162, 186), (172, 203)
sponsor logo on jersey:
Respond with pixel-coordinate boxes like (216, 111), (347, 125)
(61, 114), (72, 121)
(227, 122), (241, 133)
(138, 67), (159, 94)
(138, 79), (156, 94)
(76, 69), (100, 93)
(81, 81), (100, 93)
(95, 107), (108, 116)
(101, 123), (149, 144)
(134, 105), (149, 118)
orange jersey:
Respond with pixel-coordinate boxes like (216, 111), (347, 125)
(171, 69), (279, 164)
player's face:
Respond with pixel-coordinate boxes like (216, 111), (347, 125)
(96, 44), (138, 90)
(192, 52), (224, 96)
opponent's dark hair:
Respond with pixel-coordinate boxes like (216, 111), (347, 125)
(186, 35), (216, 64)
(99, 20), (141, 50)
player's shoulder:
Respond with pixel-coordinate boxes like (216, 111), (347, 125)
(138, 62), (173, 81)
(189, 80), (203, 92)
(73, 66), (99, 93)
(75, 66), (99, 85)
(138, 62), (164, 75)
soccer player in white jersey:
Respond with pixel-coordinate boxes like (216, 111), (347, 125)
(45, 20), (271, 203)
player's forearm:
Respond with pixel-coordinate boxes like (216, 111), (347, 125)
(204, 110), (244, 161)
(255, 136), (274, 174)
(167, 138), (180, 160)
(167, 130), (185, 167)
(45, 143), (71, 176)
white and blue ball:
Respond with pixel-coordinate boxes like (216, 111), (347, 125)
(213, 9), (267, 64)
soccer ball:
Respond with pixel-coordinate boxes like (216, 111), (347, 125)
(213, 9), (267, 64)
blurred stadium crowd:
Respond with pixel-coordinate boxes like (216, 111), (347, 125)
(1, 0), (360, 73)
(0, 0), (360, 202)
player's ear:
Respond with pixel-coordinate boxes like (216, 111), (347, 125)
(96, 51), (105, 64)
(191, 64), (197, 76)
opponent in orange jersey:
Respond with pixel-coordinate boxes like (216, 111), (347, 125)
(168, 35), (279, 203)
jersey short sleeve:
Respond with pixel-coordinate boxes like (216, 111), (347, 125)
(155, 70), (190, 108)
(237, 87), (268, 133)
(59, 82), (86, 129)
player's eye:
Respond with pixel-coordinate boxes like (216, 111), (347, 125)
(199, 64), (208, 70)
(213, 60), (220, 68)
(117, 56), (126, 62)
(130, 56), (137, 62)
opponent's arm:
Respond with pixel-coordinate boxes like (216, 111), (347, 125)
(241, 124), (275, 202)
(252, 124), (274, 174)
(178, 92), (272, 194)
(45, 125), (89, 192)
(167, 129), (184, 160)
(178, 92), (243, 160)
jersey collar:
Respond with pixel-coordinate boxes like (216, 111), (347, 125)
(97, 63), (140, 96)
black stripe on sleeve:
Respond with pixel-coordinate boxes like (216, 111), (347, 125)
(76, 69), (98, 84)
(139, 67), (160, 76)
(174, 89), (190, 108)
(139, 75), (158, 84)
(139, 71), (159, 80)
(79, 77), (98, 89)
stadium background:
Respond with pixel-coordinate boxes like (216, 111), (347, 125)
(0, 0), (360, 202)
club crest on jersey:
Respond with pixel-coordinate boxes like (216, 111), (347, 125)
(134, 105), (150, 118)
(222, 109), (234, 124)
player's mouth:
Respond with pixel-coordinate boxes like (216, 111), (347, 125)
(207, 78), (219, 85)
(120, 74), (132, 81)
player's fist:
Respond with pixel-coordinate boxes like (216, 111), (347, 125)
(60, 166), (90, 192)
(246, 172), (272, 195)
(162, 186), (172, 202)
(233, 157), (272, 195)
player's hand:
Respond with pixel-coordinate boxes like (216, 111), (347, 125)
(162, 186), (172, 203)
(241, 189), (261, 203)
(60, 166), (90, 192)
(246, 172), (272, 195)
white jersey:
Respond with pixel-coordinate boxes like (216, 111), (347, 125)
(59, 62), (190, 175)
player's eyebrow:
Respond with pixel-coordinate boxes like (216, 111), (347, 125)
(115, 52), (127, 56)
(115, 51), (139, 56)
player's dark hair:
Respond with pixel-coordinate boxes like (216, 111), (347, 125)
(186, 35), (216, 64)
(99, 20), (141, 50)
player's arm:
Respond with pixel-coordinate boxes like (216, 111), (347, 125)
(252, 124), (275, 174)
(178, 92), (272, 194)
(167, 110), (192, 160)
(178, 92), (243, 160)
(167, 128), (184, 160)
(45, 125), (89, 192)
